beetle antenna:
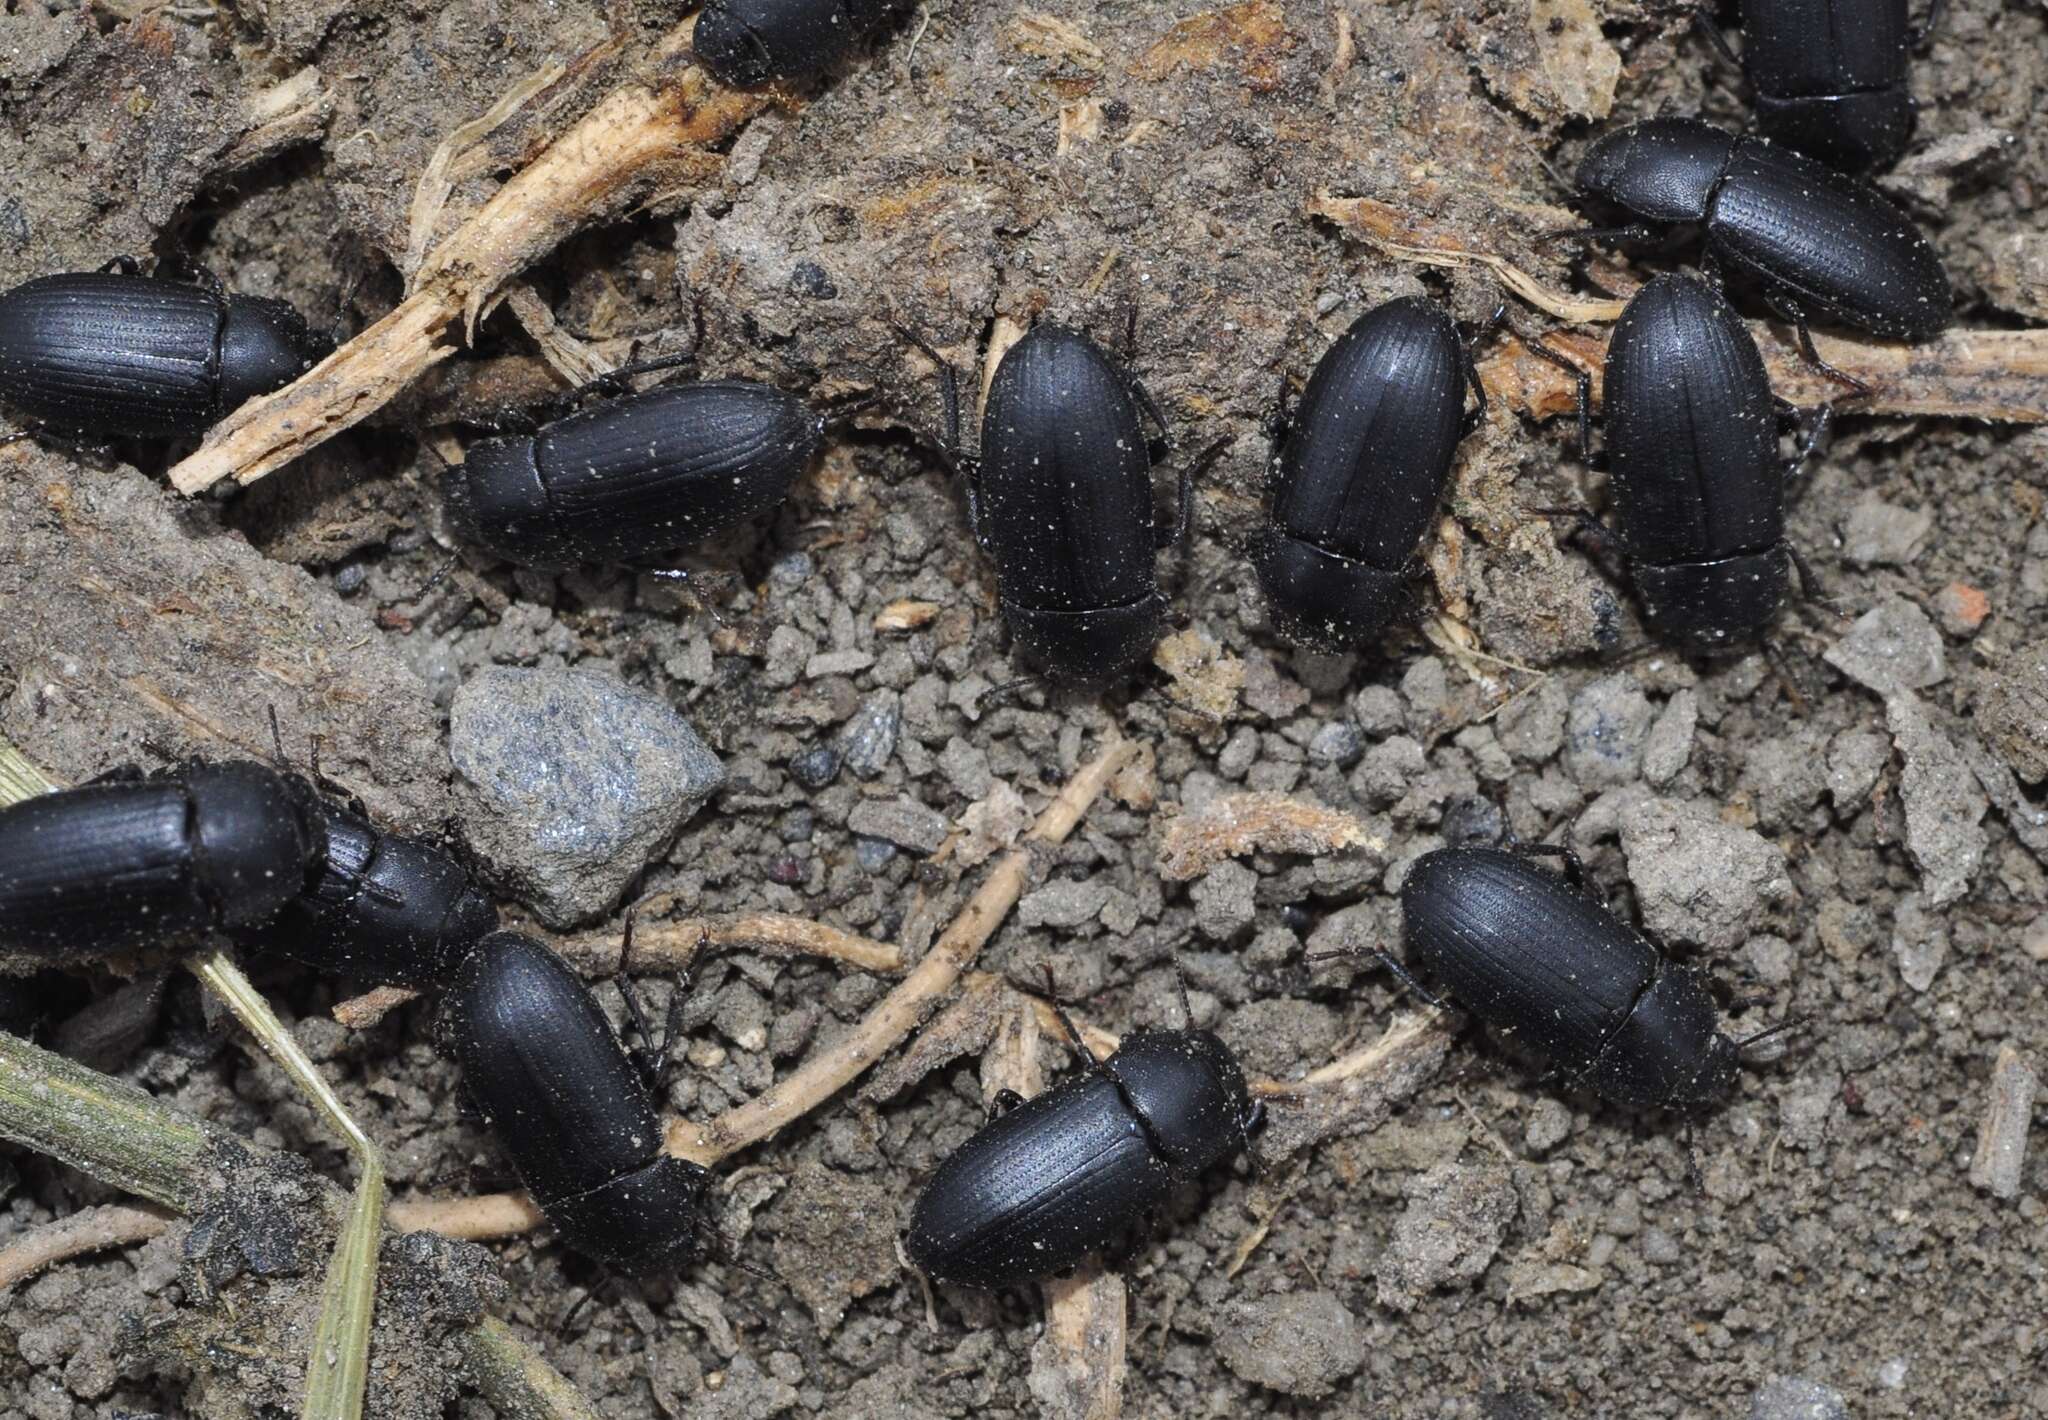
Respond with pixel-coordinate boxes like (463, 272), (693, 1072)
(265, 703), (290, 769)
(1732, 1016), (1807, 1055)
(1304, 946), (1446, 1010)
(1170, 954), (1194, 1029)
(1037, 964), (1100, 1066)
(1682, 1118), (1706, 1196)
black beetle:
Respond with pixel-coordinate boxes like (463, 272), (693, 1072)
(1539, 274), (1809, 651)
(694, 0), (900, 87)
(442, 359), (824, 571)
(906, 323), (1195, 685)
(0, 267), (333, 440)
(904, 1009), (1258, 1290)
(1704, 0), (1929, 174)
(256, 797), (499, 988)
(441, 931), (712, 1275)
(1252, 296), (1487, 652)
(0, 762), (320, 963)
(1399, 845), (1766, 1111)
(1573, 117), (1951, 342)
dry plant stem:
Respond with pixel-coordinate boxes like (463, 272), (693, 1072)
(0, 1202), (174, 1291)
(989, 997), (1130, 1420)
(169, 27), (768, 496)
(669, 737), (1141, 1164)
(388, 1191), (548, 1239)
(1156, 791), (1388, 881)
(0, 1031), (596, 1420)
(555, 913), (905, 976)
(1258, 1010), (1451, 1099)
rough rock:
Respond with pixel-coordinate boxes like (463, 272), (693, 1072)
(1620, 798), (1792, 952)
(1563, 673), (1655, 788)
(846, 796), (950, 855)
(1213, 1290), (1364, 1398)
(1741, 728), (1832, 830)
(1375, 1160), (1518, 1311)
(1975, 650), (2048, 784)
(1890, 893), (1949, 993)
(1748, 1376), (1849, 1420)
(1640, 689), (1697, 788)
(1017, 878), (1113, 931)
(1839, 493), (1932, 568)
(837, 690), (902, 780)
(449, 666), (725, 926)
(1824, 598), (1947, 696)
(1825, 728), (1891, 813)
(1886, 692), (1989, 909)
(1190, 860), (1259, 941)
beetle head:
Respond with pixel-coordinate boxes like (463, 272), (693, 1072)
(1574, 118), (1735, 225)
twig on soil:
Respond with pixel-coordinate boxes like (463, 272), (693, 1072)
(1156, 791), (1386, 881)
(168, 20), (768, 496)
(667, 735), (1142, 1164)
(0, 1203), (176, 1291)
(1311, 190), (2048, 424)
(0, 1030), (598, 1419)
(387, 1191), (549, 1240)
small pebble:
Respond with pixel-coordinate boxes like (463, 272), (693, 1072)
(333, 562), (368, 596)
(853, 836), (898, 872)
(789, 745), (842, 791)
(1307, 720), (1364, 767)
(838, 691), (902, 780)
(1968, 1043), (2038, 1200)
(1932, 581), (1990, 637)
(1748, 1375), (1848, 1420)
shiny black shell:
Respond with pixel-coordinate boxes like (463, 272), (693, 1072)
(1400, 847), (1739, 1111)
(1253, 297), (1466, 652)
(1574, 118), (1951, 340)
(441, 932), (709, 1273)
(256, 799), (498, 988)
(1604, 275), (1786, 650)
(0, 272), (330, 438)
(695, 0), (899, 85)
(905, 1030), (1252, 1289)
(0, 763), (320, 962)
(443, 379), (821, 571)
(1738, 0), (1915, 172)
(975, 324), (1165, 683)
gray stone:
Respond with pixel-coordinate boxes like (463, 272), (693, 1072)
(1564, 673), (1655, 787)
(761, 624), (816, 689)
(701, 1354), (802, 1420)
(450, 666), (724, 927)
(1523, 1098), (1573, 1156)
(1353, 735), (1427, 808)
(788, 745), (841, 790)
(2024, 911), (2048, 963)
(1839, 492), (1932, 568)
(1350, 683), (1406, 737)
(1887, 691), (1988, 908)
(1214, 1290), (1364, 1398)
(1891, 892), (1950, 992)
(1825, 728), (1891, 812)
(935, 736), (993, 799)
(846, 795), (949, 855)
(837, 690), (902, 779)
(1190, 860), (1259, 941)
(1824, 597), (1947, 696)
(1376, 1160), (1519, 1311)
(1744, 934), (1796, 987)
(1216, 726), (1261, 779)
(853, 836), (897, 872)
(1620, 798), (1791, 951)
(1218, 997), (1343, 1078)
(1307, 720), (1365, 767)
(1975, 650), (2048, 784)
(1969, 1044), (2038, 1201)
(1741, 728), (1831, 830)
(1017, 878), (1112, 930)
(1641, 689), (1697, 788)
(1400, 657), (1451, 733)
(1748, 1376), (1848, 1420)
(805, 648), (874, 679)
(1497, 676), (1569, 764)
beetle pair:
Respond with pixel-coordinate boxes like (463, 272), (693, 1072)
(0, 760), (709, 1275)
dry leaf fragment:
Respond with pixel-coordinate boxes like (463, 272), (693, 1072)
(1156, 791), (1387, 881)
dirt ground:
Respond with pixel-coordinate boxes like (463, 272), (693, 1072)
(2, 0), (2046, 1417)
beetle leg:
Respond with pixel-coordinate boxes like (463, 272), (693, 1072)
(1509, 839), (1593, 895)
(1456, 302), (1505, 436)
(575, 349), (701, 402)
(1547, 222), (1660, 247)
(1038, 964), (1104, 1066)
(1157, 435), (1229, 550)
(892, 322), (964, 463)
(1689, 8), (1741, 69)
(988, 1088), (1028, 1119)
(1125, 371), (1173, 445)
(1770, 299), (1875, 402)
(96, 255), (144, 277)
(1912, 0), (1947, 46)
(1514, 329), (1593, 464)
(1304, 945), (1447, 1009)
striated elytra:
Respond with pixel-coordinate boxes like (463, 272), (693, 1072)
(441, 931), (712, 1274)
(972, 324), (1176, 685)
(1400, 846), (1741, 1111)
(0, 762), (321, 963)
(1575, 117), (1951, 340)
(1603, 274), (1791, 651)
(0, 270), (331, 439)
(905, 1029), (1257, 1289)
(694, 0), (902, 86)
(1729, 0), (1919, 174)
(442, 378), (823, 572)
(1253, 296), (1477, 652)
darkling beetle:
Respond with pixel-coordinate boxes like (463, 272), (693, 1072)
(1392, 845), (1795, 1114)
(1700, 0), (1940, 175)
(0, 761), (322, 965)
(442, 353), (826, 572)
(0, 262), (333, 441)
(695, 0), (903, 87)
(1252, 296), (1493, 653)
(905, 973), (1260, 1290)
(1531, 274), (1827, 652)
(1570, 116), (1952, 344)
(903, 322), (1212, 687)
(441, 930), (713, 1276)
